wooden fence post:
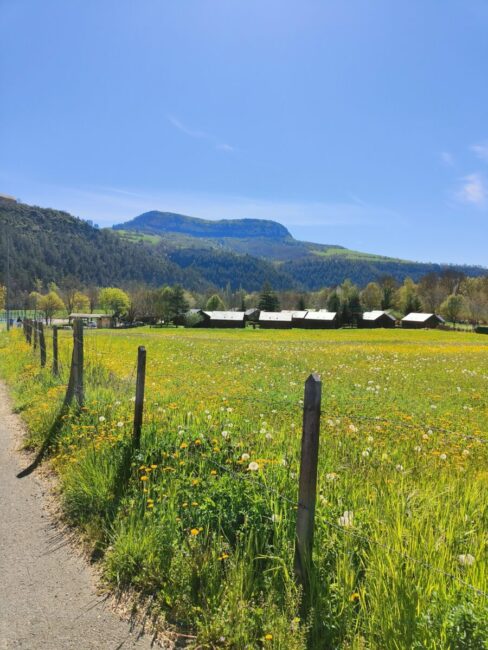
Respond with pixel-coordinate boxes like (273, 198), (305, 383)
(25, 319), (32, 344)
(72, 319), (84, 408)
(52, 325), (59, 376)
(33, 321), (38, 350)
(294, 373), (322, 597)
(39, 322), (46, 368)
(133, 346), (146, 447)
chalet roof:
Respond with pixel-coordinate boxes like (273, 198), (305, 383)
(402, 312), (445, 323)
(203, 311), (246, 321)
(362, 310), (396, 321)
(69, 313), (110, 319)
(291, 310), (308, 319)
(259, 311), (293, 322)
(245, 308), (259, 316)
(304, 311), (337, 321)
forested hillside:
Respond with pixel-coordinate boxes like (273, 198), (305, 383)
(0, 200), (208, 294)
(1, 199), (486, 297)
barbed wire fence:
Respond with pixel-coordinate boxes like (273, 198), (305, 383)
(17, 318), (488, 605)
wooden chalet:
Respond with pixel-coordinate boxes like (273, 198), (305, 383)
(244, 308), (260, 323)
(301, 310), (339, 329)
(401, 313), (445, 329)
(259, 311), (293, 329)
(360, 310), (396, 328)
(201, 311), (246, 328)
(291, 310), (308, 327)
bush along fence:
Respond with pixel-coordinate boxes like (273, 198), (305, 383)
(16, 319), (488, 644)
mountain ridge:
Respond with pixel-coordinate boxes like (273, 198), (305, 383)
(1, 199), (486, 296)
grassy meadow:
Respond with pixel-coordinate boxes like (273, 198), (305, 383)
(0, 326), (487, 649)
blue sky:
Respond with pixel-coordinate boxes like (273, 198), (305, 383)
(1, 0), (487, 265)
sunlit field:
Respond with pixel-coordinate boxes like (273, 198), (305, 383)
(1, 327), (487, 649)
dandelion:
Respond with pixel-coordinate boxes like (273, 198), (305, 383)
(367, 435), (374, 443)
(326, 472), (338, 481)
(349, 592), (360, 602)
(458, 554), (475, 566)
(190, 528), (200, 536)
(117, 421), (124, 428)
(439, 453), (447, 461)
(221, 430), (229, 439)
(265, 433), (273, 441)
(361, 450), (370, 458)
(349, 424), (358, 433)
(248, 461), (259, 471)
(210, 470), (217, 476)
(140, 475), (149, 481)
(264, 634), (273, 641)
(338, 511), (354, 527)
(462, 449), (470, 457)
(98, 416), (106, 423)
(396, 464), (404, 472)
(414, 446), (422, 453)
(241, 453), (250, 461)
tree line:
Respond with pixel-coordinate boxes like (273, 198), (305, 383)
(2, 269), (487, 326)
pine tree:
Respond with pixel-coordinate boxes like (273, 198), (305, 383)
(258, 282), (280, 311)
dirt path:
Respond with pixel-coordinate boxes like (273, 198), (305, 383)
(0, 382), (161, 650)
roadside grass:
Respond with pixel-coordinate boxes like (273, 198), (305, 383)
(0, 327), (487, 648)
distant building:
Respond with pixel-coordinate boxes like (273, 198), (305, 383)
(301, 310), (339, 329)
(201, 311), (246, 328)
(360, 310), (396, 328)
(244, 308), (260, 322)
(68, 313), (114, 328)
(259, 311), (293, 329)
(401, 313), (445, 329)
(291, 310), (308, 327)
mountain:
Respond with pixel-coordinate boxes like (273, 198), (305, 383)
(114, 210), (487, 288)
(0, 199), (210, 295)
(114, 211), (343, 261)
(114, 211), (293, 240)
(1, 200), (486, 297)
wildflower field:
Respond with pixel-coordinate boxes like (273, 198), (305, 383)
(0, 327), (487, 649)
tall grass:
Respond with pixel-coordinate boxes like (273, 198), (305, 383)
(0, 327), (487, 648)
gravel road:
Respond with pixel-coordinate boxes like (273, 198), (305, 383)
(0, 381), (161, 650)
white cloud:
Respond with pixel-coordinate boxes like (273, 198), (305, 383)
(457, 173), (487, 206)
(470, 141), (488, 162)
(440, 151), (455, 166)
(167, 115), (235, 153)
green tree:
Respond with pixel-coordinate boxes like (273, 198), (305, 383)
(326, 291), (341, 312)
(206, 294), (226, 311)
(347, 289), (363, 325)
(360, 282), (382, 310)
(38, 291), (65, 324)
(72, 291), (90, 312)
(296, 294), (306, 310)
(380, 276), (397, 310)
(440, 294), (465, 325)
(396, 278), (422, 315)
(99, 287), (130, 319)
(170, 285), (189, 320)
(258, 282), (280, 311)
